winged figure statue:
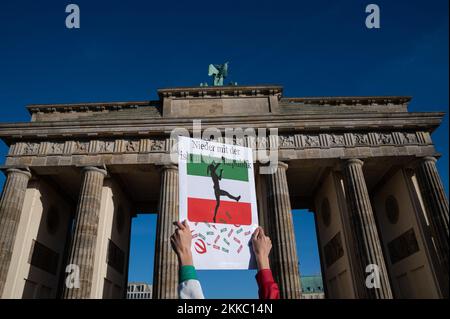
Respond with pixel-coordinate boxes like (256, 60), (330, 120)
(208, 62), (228, 86)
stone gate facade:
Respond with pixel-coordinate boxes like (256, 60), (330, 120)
(0, 85), (448, 299)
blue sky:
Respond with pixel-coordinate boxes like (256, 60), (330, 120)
(0, 0), (448, 298)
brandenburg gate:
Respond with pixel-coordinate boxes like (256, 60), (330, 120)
(0, 85), (448, 299)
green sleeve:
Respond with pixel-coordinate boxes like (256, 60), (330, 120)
(179, 265), (198, 283)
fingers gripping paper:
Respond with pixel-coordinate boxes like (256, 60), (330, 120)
(178, 136), (258, 269)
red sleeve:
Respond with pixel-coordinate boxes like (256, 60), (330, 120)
(255, 269), (280, 299)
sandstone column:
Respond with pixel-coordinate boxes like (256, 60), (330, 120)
(266, 162), (302, 299)
(0, 168), (32, 297)
(415, 156), (449, 282)
(153, 165), (178, 299)
(63, 166), (107, 299)
(342, 159), (392, 298)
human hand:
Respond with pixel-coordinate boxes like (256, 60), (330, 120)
(251, 227), (272, 270)
(170, 220), (193, 266)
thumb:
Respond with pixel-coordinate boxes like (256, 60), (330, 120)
(259, 227), (266, 237)
(252, 227), (260, 241)
(183, 220), (191, 232)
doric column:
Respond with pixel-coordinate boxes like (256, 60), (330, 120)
(342, 159), (392, 299)
(266, 162), (302, 299)
(63, 166), (107, 299)
(415, 156), (449, 281)
(153, 165), (178, 299)
(0, 168), (32, 296)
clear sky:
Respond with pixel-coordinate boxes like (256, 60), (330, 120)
(0, 0), (448, 299)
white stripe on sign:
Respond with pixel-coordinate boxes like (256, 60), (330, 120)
(186, 174), (252, 203)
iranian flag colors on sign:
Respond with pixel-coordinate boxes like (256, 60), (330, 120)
(178, 136), (258, 269)
(187, 153), (252, 225)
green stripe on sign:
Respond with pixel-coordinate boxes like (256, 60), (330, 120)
(187, 153), (249, 182)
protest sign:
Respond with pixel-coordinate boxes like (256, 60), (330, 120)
(178, 136), (258, 269)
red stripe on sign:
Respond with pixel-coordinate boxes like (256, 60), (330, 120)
(187, 197), (252, 225)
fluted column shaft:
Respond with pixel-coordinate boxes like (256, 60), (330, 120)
(0, 168), (32, 297)
(63, 167), (107, 299)
(266, 162), (301, 299)
(343, 159), (392, 299)
(415, 156), (449, 282)
(153, 165), (178, 299)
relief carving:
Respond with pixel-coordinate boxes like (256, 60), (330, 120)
(74, 141), (89, 153)
(12, 130), (424, 158)
(257, 136), (268, 149)
(279, 135), (295, 148)
(48, 143), (64, 154)
(324, 232), (344, 268)
(125, 140), (139, 152)
(150, 139), (165, 151)
(23, 142), (39, 155)
(304, 135), (320, 147)
(403, 132), (418, 144)
(377, 133), (393, 145)
(98, 140), (115, 153)
(388, 228), (419, 264)
(354, 133), (369, 145)
(329, 134), (345, 146)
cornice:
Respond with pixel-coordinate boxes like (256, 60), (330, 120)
(280, 96), (412, 106)
(157, 85), (283, 99)
(26, 101), (157, 114)
(0, 112), (444, 141)
(23, 91), (412, 115)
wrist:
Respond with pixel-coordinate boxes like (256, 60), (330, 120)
(178, 251), (193, 266)
(256, 255), (270, 270)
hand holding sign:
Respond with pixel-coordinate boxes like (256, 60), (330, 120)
(170, 220), (193, 266)
(251, 227), (272, 270)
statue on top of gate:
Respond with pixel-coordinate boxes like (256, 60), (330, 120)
(200, 62), (238, 87)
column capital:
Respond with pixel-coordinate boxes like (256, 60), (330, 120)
(82, 166), (107, 176)
(5, 168), (32, 179)
(409, 156), (439, 170)
(277, 161), (289, 171)
(420, 156), (438, 164)
(258, 162), (288, 175)
(344, 158), (364, 167)
(160, 164), (178, 171)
